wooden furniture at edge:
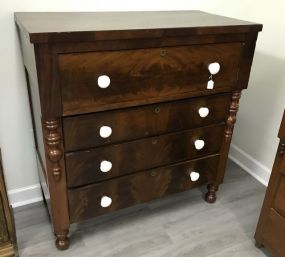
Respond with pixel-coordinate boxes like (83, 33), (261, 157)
(0, 150), (17, 257)
(15, 11), (262, 250)
(255, 110), (285, 257)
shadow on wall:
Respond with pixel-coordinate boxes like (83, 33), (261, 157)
(233, 50), (285, 168)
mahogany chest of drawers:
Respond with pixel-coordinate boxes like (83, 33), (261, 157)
(255, 110), (285, 257)
(15, 11), (262, 250)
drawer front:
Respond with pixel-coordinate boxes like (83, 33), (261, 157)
(65, 124), (224, 187)
(63, 94), (231, 151)
(59, 43), (243, 115)
(68, 155), (219, 222)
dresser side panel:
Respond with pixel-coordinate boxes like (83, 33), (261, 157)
(235, 32), (259, 90)
(17, 25), (47, 168)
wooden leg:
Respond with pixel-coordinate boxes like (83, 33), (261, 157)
(43, 118), (70, 250)
(55, 230), (70, 250)
(205, 184), (218, 203)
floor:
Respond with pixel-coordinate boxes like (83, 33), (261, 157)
(14, 160), (273, 257)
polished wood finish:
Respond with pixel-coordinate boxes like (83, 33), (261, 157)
(63, 94), (231, 151)
(205, 90), (241, 203)
(59, 44), (242, 115)
(68, 155), (219, 222)
(14, 11), (262, 43)
(255, 110), (285, 257)
(66, 125), (224, 187)
(0, 151), (18, 257)
(42, 119), (70, 250)
(15, 11), (261, 250)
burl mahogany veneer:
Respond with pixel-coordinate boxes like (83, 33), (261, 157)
(255, 110), (285, 257)
(15, 11), (262, 250)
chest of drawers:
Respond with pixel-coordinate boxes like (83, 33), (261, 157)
(15, 11), (262, 250)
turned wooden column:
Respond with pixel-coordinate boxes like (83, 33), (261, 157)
(206, 90), (241, 203)
(42, 119), (69, 250)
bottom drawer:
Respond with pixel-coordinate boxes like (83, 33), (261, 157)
(68, 155), (219, 222)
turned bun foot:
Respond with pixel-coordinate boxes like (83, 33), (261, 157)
(205, 184), (218, 204)
(55, 234), (70, 250)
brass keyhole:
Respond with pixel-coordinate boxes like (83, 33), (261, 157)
(155, 107), (160, 114)
(150, 171), (157, 177)
(160, 50), (167, 57)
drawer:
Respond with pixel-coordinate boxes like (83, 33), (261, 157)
(63, 94), (231, 151)
(58, 43), (243, 115)
(68, 155), (219, 222)
(65, 124), (224, 187)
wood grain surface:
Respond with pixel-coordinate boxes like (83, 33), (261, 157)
(65, 125), (224, 187)
(14, 11), (262, 43)
(63, 94), (231, 151)
(59, 43), (242, 115)
(68, 155), (219, 222)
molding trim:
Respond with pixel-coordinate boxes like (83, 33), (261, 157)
(8, 184), (43, 208)
(229, 144), (271, 186)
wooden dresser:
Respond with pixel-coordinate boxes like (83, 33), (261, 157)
(15, 11), (262, 250)
(255, 110), (285, 257)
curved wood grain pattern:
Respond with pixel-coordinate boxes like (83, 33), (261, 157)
(63, 94), (231, 151)
(16, 11), (261, 250)
(68, 155), (219, 222)
(59, 43), (242, 115)
(65, 125), (224, 187)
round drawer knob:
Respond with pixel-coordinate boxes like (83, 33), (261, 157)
(99, 126), (112, 138)
(198, 107), (209, 118)
(100, 160), (112, 173)
(190, 171), (200, 182)
(194, 139), (205, 150)
(208, 62), (220, 75)
(207, 80), (214, 89)
(98, 75), (110, 89)
(101, 196), (112, 208)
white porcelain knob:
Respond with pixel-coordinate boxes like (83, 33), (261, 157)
(198, 107), (209, 118)
(98, 75), (110, 88)
(101, 196), (112, 208)
(99, 126), (112, 138)
(207, 80), (214, 89)
(208, 62), (220, 75)
(190, 171), (200, 182)
(100, 160), (112, 173)
(194, 139), (205, 150)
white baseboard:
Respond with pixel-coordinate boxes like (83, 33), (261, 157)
(8, 184), (43, 208)
(229, 144), (271, 186)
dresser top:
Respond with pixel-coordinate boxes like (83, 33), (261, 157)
(15, 11), (262, 43)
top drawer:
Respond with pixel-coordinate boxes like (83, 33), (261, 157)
(58, 43), (243, 116)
